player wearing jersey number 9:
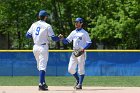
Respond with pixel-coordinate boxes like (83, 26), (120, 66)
(26, 10), (60, 91)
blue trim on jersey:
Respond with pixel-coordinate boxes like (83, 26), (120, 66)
(76, 28), (82, 31)
(83, 43), (92, 49)
(62, 38), (69, 44)
(51, 36), (59, 41)
(26, 32), (32, 38)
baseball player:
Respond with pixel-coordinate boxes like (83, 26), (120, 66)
(26, 10), (60, 91)
(61, 17), (92, 89)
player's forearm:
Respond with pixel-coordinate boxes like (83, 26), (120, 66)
(83, 43), (92, 49)
(62, 38), (69, 44)
(51, 36), (60, 42)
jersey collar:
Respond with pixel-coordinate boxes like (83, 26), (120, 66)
(76, 28), (82, 31)
(39, 20), (46, 22)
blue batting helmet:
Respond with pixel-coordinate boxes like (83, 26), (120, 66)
(39, 10), (48, 16)
(75, 17), (83, 23)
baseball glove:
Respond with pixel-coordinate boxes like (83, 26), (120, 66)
(73, 48), (84, 57)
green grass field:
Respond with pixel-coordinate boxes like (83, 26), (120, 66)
(0, 76), (140, 87)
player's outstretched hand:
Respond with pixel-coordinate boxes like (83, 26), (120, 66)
(58, 34), (64, 41)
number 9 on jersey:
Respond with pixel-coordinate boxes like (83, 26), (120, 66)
(35, 27), (40, 35)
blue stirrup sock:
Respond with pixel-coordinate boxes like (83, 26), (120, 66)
(39, 70), (45, 85)
(79, 74), (85, 85)
(73, 72), (79, 83)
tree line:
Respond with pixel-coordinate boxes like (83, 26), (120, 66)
(0, 0), (140, 49)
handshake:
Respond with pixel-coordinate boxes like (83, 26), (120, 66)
(58, 34), (69, 44)
(58, 34), (64, 41)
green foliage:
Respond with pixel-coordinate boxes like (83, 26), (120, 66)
(88, 0), (140, 49)
(0, 0), (139, 49)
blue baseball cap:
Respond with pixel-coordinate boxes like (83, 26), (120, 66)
(39, 10), (48, 16)
(75, 17), (83, 23)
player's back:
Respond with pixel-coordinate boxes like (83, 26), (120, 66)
(32, 20), (50, 45)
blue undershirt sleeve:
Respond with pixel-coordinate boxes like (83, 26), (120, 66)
(62, 38), (69, 44)
(51, 36), (60, 42)
(26, 32), (32, 38)
(83, 43), (92, 49)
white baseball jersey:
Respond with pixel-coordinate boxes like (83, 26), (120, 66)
(27, 20), (55, 45)
(27, 20), (55, 71)
(67, 29), (91, 75)
(66, 29), (92, 49)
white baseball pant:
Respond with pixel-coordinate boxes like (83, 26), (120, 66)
(33, 44), (48, 71)
(68, 52), (86, 75)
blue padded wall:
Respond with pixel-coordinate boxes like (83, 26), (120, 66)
(0, 52), (140, 76)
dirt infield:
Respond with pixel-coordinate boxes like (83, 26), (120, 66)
(0, 86), (140, 93)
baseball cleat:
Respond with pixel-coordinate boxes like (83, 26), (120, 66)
(74, 81), (79, 89)
(75, 84), (82, 90)
(43, 83), (48, 89)
(38, 84), (48, 91)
